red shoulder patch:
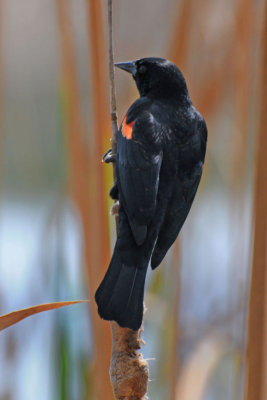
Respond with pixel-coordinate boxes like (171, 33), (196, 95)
(122, 116), (134, 140)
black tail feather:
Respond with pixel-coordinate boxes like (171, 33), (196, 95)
(95, 253), (147, 330)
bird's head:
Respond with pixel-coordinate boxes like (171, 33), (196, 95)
(115, 57), (188, 99)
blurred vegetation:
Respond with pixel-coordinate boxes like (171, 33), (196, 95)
(0, 0), (266, 399)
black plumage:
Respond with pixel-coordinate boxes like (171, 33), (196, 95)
(95, 57), (207, 330)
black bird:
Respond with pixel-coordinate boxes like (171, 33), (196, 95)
(95, 57), (207, 330)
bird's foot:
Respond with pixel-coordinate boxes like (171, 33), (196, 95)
(110, 201), (119, 216)
(102, 148), (117, 163)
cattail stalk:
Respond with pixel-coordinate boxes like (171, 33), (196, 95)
(246, 1), (267, 399)
(107, 1), (149, 398)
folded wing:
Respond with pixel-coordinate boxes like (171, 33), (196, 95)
(117, 112), (162, 245)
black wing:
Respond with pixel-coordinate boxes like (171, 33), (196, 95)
(151, 118), (207, 269)
(151, 161), (202, 269)
(117, 111), (163, 245)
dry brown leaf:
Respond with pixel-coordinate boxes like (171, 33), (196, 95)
(0, 300), (88, 331)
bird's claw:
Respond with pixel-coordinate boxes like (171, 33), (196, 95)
(110, 201), (119, 216)
(102, 148), (117, 163)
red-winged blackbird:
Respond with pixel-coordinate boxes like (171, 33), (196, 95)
(95, 57), (207, 330)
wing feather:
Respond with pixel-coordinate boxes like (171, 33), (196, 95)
(117, 112), (162, 245)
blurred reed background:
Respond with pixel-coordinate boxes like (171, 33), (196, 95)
(0, 0), (266, 399)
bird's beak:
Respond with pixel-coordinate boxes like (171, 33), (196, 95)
(115, 61), (137, 76)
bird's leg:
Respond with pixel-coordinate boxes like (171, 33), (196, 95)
(102, 148), (117, 163)
(110, 183), (119, 200)
(110, 183), (119, 216)
(104, 157), (119, 215)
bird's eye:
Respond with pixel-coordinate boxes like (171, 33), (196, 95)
(138, 65), (147, 74)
